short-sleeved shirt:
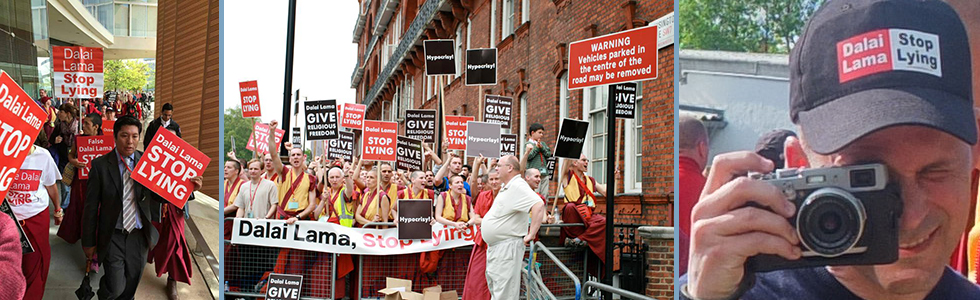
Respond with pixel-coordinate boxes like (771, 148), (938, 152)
(677, 266), (980, 299)
(481, 176), (539, 246)
(234, 179), (279, 219)
(8, 147), (62, 220)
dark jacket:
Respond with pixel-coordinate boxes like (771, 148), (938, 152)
(82, 149), (161, 262)
(144, 117), (181, 150)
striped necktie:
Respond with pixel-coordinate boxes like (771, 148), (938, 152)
(121, 156), (138, 232)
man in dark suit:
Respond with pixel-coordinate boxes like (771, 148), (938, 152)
(144, 103), (180, 150)
(82, 116), (202, 299)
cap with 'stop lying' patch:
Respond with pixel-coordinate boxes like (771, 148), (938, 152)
(790, 0), (974, 154)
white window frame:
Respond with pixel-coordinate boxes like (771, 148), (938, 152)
(624, 82), (643, 193)
(521, 0), (529, 23)
(520, 93), (528, 149)
(490, 0), (497, 46)
(455, 24), (464, 79)
(559, 72), (569, 120)
(502, 0), (514, 37)
(583, 85), (607, 185)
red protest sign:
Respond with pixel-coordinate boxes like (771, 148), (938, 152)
(53, 46), (104, 98)
(102, 120), (114, 136)
(567, 26), (658, 90)
(0, 71), (46, 201)
(246, 122), (285, 155)
(77, 135), (114, 179)
(340, 103), (366, 130)
(445, 116), (475, 150)
(361, 120), (398, 162)
(133, 129), (210, 209)
(239, 80), (261, 118)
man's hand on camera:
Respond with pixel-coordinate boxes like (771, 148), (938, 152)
(687, 151), (802, 299)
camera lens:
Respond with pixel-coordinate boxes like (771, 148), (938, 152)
(797, 188), (866, 257)
(850, 169), (876, 188)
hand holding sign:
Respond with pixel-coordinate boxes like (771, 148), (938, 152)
(132, 129), (211, 209)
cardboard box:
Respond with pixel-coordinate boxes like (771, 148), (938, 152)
(422, 285), (458, 300)
(401, 291), (424, 300)
(378, 277), (412, 300)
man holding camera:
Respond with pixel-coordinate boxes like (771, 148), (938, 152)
(681, 0), (980, 299)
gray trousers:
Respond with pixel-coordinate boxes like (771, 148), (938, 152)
(98, 229), (148, 300)
(486, 238), (525, 300)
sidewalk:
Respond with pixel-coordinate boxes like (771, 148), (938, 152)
(43, 191), (220, 299)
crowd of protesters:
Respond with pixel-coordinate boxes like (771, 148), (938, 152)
(0, 89), (198, 300)
(223, 120), (609, 299)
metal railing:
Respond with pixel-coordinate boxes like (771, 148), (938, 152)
(582, 281), (653, 300)
(531, 242), (582, 300)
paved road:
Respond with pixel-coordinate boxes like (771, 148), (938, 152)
(43, 191), (220, 299)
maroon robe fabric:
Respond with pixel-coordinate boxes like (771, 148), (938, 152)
(148, 203), (193, 284)
(463, 190), (496, 300)
(21, 207), (50, 300)
(559, 203), (607, 264)
(57, 171), (87, 243)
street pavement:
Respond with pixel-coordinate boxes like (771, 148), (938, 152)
(43, 191), (220, 299)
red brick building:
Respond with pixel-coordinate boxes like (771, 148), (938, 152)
(350, 0), (673, 227)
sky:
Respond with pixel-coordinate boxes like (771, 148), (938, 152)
(224, 0), (359, 125)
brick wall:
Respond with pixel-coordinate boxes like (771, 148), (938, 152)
(154, 0), (220, 198)
(353, 0), (674, 227)
(640, 226), (674, 299)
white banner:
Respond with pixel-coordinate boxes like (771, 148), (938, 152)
(230, 218), (476, 255)
(54, 72), (104, 98)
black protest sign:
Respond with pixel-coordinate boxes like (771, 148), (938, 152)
(610, 82), (637, 119)
(500, 134), (518, 157)
(291, 127), (302, 145)
(465, 121), (501, 158)
(398, 199), (433, 240)
(546, 157), (558, 181)
(405, 109), (436, 143)
(424, 40), (456, 75)
(396, 136), (424, 171)
(0, 199), (32, 253)
(554, 118), (590, 159)
(465, 48), (497, 86)
(304, 100), (338, 140)
(483, 94), (512, 129)
(265, 273), (303, 300)
(327, 131), (355, 162)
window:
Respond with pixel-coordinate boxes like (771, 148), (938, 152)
(114, 3), (129, 36)
(455, 24), (463, 79)
(521, 0), (529, 23)
(625, 82), (643, 192)
(502, 0), (514, 37)
(490, 0), (497, 46)
(520, 93), (528, 150)
(559, 72), (570, 120)
(466, 18), (472, 49)
(398, 76), (414, 120)
(583, 86), (607, 184)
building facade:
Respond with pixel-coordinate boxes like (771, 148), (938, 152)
(153, 0), (219, 198)
(350, 0), (674, 227)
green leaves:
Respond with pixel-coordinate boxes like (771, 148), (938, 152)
(104, 60), (152, 92)
(680, 0), (823, 53)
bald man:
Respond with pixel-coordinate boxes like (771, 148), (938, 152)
(482, 155), (545, 299)
(677, 114), (708, 276)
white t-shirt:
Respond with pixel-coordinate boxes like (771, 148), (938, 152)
(8, 147), (61, 221)
(233, 179), (279, 219)
(481, 176), (539, 246)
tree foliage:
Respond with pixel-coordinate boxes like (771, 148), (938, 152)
(224, 106), (257, 162)
(104, 60), (152, 92)
(680, 0), (823, 53)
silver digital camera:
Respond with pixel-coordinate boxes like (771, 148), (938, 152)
(747, 163), (903, 272)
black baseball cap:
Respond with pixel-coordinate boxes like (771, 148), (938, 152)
(790, 0), (974, 154)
